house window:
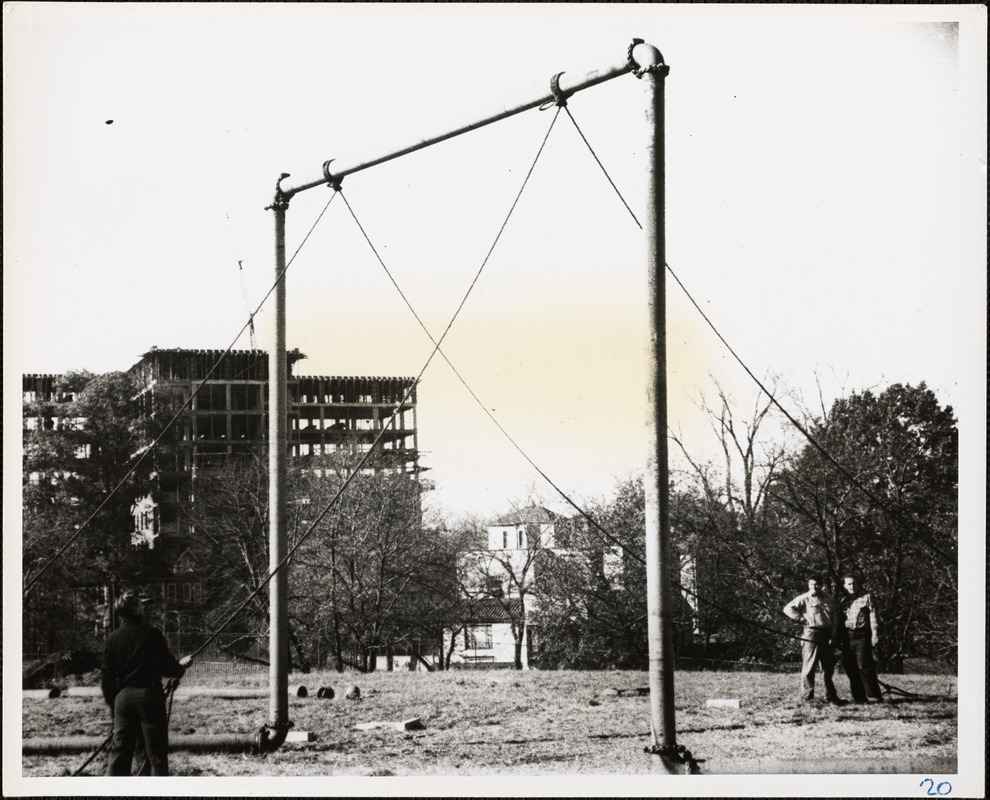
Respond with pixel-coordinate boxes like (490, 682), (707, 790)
(485, 576), (503, 597)
(517, 530), (524, 549)
(502, 531), (509, 549)
(165, 583), (177, 601)
(465, 624), (493, 650)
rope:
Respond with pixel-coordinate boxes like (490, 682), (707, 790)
(334, 97), (813, 649)
(562, 107), (640, 227)
(71, 733), (112, 776)
(24, 194), (337, 595)
(72, 665), (184, 775)
(547, 494), (811, 644)
(165, 677), (180, 722)
(56, 190), (335, 771)
(877, 679), (944, 700)
(338, 109), (574, 501)
(337, 106), (565, 354)
(60, 111), (568, 766)
(180, 107), (569, 663)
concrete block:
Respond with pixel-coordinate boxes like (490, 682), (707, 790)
(706, 698), (741, 709)
(354, 717), (424, 732)
(63, 686), (103, 697)
(354, 721), (391, 731)
(23, 688), (61, 700)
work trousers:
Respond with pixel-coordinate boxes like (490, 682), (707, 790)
(799, 627), (839, 701)
(843, 632), (883, 701)
(106, 685), (170, 776)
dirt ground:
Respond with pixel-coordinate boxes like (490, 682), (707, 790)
(20, 667), (957, 778)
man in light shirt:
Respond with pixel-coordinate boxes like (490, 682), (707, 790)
(838, 572), (884, 703)
(783, 574), (845, 705)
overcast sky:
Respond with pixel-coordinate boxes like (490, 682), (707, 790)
(3, 3), (986, 795)
(5, 4), (984, 523)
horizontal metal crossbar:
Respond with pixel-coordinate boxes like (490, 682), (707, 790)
(277, 40), (663, 198)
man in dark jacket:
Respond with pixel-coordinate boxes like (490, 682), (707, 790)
(837, 572), (884, 703)
(100, 590), (191, 776)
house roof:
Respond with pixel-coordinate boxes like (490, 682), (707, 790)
(454, 597), (524, 623)
(489, 505), (558, 526)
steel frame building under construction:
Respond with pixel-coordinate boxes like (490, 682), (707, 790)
(24, 346), (421, 559)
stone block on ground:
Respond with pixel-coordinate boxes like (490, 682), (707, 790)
(354, 717), (424, 732)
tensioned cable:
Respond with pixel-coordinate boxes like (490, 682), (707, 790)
(561, 106), (641, 228)
(339, 105), (566, 353)
(70, 109), (556, 780)
(664, 266), (953, 566)
(176, 105), (565, 664)
(25, 193), (338, 595)
(336, 111), (603, 530)
(560, 108), (954, 567)
(337, 107), (810, 647)
(69, 193), (343, 774)
(542, 494), (810, 644)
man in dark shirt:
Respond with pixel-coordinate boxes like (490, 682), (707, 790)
(837, 572), (884, 703)
(101, 590), (191, 776)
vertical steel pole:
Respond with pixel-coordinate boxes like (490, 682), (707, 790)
(635, 42), (676, 751)
(268, 187), (290, 729)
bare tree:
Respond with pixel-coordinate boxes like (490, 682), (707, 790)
(668, 379), (800, 661)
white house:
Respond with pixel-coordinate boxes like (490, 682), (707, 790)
(444, 505), (564, 669)
(442, 597), (529, 669)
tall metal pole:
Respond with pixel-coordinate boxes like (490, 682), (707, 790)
(268, 185), (290, 732)
(268, 38), (674, 754)
(635, 42), (676, 752)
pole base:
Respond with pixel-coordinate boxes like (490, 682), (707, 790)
(644, 743), (703, 774)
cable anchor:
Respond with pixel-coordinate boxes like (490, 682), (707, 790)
(266, 173), (292, 211)
(540, 71), (572, 110)
(644, 743), (704, 774)
(259, 719), (293, 753)
(628, 37), (671, 79)
(323, 159), (343, 192)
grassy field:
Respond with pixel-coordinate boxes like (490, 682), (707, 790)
(21, 667), (957, 777)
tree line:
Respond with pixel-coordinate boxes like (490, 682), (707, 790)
(23, 371), (956, 673)
(533, 381), (957, 672)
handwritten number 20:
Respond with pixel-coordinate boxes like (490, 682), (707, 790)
(920, 778), (951, 795)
